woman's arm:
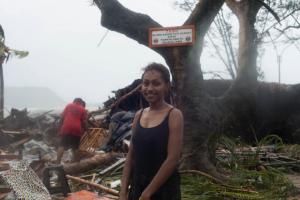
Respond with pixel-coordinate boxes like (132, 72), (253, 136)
(119, 110), (142, 200)
(119, 142), (134, 199)
(140, 108), (184, 200)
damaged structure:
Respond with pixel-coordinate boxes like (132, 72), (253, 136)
(0, 80), (300, 199)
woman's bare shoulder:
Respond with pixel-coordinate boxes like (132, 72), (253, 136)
(134, 109), (143, 118)
(169, 107), (183, 120)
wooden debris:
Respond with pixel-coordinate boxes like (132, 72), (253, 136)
(79, 128), (108, 153)
(99, 158), (126, 176)
(109, 84), (142, 112)
(103, 194), (119, 200)
(66, 175), (119, 196)
(0, 129), (24, 135)
(108, 179), (121, 188)
(0, 193), (10, 200)
(0, 154), (22, 160)
(0, 162), (9, 171)
(63, 153), (118, 175)
(9, 135), (34, 150)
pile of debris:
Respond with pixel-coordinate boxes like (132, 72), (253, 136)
(0, 80), (300, 199)
(0, 80), (145, 199)
(0, 106), (130, 199)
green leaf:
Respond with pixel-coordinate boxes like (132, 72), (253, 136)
(0, 24), (4, 40)
(10, 50), (29, 58)
(0, 42), (6, 57)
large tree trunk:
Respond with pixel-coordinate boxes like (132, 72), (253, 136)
(217, 0), (263, 142)
(92, 0), (300, 179)
(226, 0), (261, 86)
(93, 0), (226, 177)
(162, 0), (225, 175)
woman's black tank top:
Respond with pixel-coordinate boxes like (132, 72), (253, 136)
(132, 108), (173, 176)
(129, 108), (181, 200)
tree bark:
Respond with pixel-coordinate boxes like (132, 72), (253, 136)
(216, 1), (263, 142)
(93, 0), (284, 179)
(93, 0), (226, 177)
(93, 0), (170, 59)
(226, 0), (261, 87)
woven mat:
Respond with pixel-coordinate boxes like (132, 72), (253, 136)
(0, 160), (51, 200)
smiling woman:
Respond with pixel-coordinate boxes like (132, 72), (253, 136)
(119, 63), (183, 200)
(141, 63), (171, 105)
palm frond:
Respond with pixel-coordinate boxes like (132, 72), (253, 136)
(10, 50), (29, 59)
(0, 24), (4, 40)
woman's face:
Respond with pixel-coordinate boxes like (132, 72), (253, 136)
(142, 70), (169, 104)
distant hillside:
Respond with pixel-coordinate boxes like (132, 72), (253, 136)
(4, 87), (66, 110)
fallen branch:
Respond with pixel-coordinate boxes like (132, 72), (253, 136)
(180, 170), (257, 193)
(66, 175), (119, 196)
(263, 161), (300, 167)
(180, 169), (226, 185)
(31, 110), (53, 120)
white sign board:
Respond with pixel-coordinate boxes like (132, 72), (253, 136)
(149, 25), (195, 48)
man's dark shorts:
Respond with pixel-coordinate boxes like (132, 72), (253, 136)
(59, 134), (81, 150)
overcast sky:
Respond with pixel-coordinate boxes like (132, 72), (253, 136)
(1, 0), (300, 106)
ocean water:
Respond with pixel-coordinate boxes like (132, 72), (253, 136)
(3, 105), (102, 118)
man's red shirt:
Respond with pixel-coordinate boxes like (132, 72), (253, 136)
(60, 102), (87, 137)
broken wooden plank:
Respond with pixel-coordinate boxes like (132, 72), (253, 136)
(0, 129), (23, 135)
(9, 135), (34, 150)
(0, 163), (9, 171)
(103, 194), (119, 200)
(31, 110), (54, 120)
(63, 153), (118, 175)
(99, 158), (126, 175)
(66, 175), (119, 196)
(0, 154), (22, 160)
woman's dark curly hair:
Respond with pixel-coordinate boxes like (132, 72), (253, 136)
(142, 62), (170, 83)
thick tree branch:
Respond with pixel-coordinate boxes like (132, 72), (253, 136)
(93, 0), (170, 57)
(184, 0), (225, 53)
(166, 0), (225, 100)
(226, 0), (262, 86)
(256, 0), (280, 24)
(261, 8), (300, 38)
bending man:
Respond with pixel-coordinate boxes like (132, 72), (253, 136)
(56, 98), (87, 164)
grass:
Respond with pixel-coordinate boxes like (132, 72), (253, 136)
(180, 134), (296, 200)
(68, 134), (298, 200)
(181, 167), (294, 200)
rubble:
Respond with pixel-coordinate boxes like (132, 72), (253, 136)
(0, 83), (299, 199)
